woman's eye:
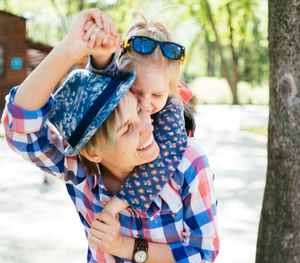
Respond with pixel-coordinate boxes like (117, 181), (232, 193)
(132, 90), (141, 95)
(123, 124), (131, 135)
(153, 94), (163, 97)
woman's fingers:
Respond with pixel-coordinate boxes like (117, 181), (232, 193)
(82, 8), (102, 28)
(83, 23), (96, 41)
(95, 211), (117, 225)
(91, 217), (114, 233)
(88, 233), (107, 250)
(83, 20), (94, 32)
(101, 12), (114, 33)
(89, 211), (122, 253)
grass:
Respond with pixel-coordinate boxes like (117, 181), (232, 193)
(244, 126), (268, 136)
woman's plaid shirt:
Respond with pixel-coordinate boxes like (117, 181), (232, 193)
(2, 87), (219, 263)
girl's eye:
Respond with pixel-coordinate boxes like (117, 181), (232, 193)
(153, 94), (163, 97)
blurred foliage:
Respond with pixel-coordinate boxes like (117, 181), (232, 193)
(0, 0), (268, 104)
(244, 126), (268, 136)
(190, 77), (268, 105)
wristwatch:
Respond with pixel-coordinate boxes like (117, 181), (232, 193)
(132, 238), (148, 263)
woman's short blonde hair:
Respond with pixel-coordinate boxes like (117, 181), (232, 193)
(79, 106), (119, 176)
(118, 12), (181, 100)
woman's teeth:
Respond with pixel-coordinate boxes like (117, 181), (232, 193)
(138, 136), (153, 150)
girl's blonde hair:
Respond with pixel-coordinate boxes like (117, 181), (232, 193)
(118, 12), (181, 100)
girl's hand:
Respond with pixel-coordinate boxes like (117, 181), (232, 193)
(101, 196), (129, 218)
(82, 13), (120, 69)
(88, 211), (126, 256)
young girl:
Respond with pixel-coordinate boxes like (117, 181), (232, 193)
(84, 13), (196, 215)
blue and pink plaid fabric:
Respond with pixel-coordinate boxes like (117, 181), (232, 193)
(2, 87), (219, 262)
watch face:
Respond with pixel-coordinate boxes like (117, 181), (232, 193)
(134, 250), (147, 263)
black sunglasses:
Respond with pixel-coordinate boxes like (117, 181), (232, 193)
(122, 36), (186, 64)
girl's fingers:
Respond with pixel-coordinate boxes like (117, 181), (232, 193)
(103, 38), (114, 49)
(89, 26), (103, 49)
(94, 31), (105, 48)
(113, 34), (121, 48)
(109, 22), (117, 35)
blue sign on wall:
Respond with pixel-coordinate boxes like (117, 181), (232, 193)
(11, 57), (23, 69)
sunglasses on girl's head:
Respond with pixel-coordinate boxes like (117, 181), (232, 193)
(123, 36), (186, 64)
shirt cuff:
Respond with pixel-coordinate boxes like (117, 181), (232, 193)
(5, 86), (54, 134)
(86, 54), (120, 78)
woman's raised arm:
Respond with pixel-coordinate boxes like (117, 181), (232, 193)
(13, 8), (107, 111)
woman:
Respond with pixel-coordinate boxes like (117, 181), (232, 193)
(2, 9), (219, 263)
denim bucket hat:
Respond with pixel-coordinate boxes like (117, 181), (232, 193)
(48, 69), (136, 156)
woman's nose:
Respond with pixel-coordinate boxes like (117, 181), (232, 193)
(139, 110), (153, 135)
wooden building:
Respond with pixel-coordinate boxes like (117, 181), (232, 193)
(0, 10), (52, 112)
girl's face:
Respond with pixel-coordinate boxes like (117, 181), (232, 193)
(131, 65), (170, 115)
(99, 92), (160, 176)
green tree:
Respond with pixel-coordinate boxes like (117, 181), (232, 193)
(176, 0), (267, 104)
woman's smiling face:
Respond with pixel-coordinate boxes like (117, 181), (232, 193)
(99, 91), (160, 176)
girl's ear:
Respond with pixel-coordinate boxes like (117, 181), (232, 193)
(79, 148), (102, 163)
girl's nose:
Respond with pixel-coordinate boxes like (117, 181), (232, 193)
(139, 96), (153, 113)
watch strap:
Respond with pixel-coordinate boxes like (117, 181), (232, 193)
(133, 238), (148, 263)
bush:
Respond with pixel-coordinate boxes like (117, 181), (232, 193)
(190, 77), (269, 105)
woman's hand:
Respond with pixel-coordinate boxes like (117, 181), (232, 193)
(14, 8), (105, 111)
(62, 8), (105, 60)
(88, 211), (128, 257)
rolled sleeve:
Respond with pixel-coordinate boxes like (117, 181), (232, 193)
(1, 86), (72, 181)
(4, 86), (54, 134)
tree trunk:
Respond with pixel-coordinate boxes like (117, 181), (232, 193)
(226, 3), (239, 105)
(255, 1), (300, 262)
(203, 0), (239, 104)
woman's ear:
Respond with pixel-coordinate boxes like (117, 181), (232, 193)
(79, 148), (102, 163)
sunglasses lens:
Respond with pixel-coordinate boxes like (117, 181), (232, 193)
(132, 37), (157, 54)
(161, 43), (183, 60)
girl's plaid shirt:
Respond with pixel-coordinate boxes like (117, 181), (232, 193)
(2, 87), (219, 263)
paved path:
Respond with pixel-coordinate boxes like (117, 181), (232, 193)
(194, 105), (268, 263)
(0, 105), (268, 263)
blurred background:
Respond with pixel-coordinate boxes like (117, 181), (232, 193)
(0, 0), (269, 262)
